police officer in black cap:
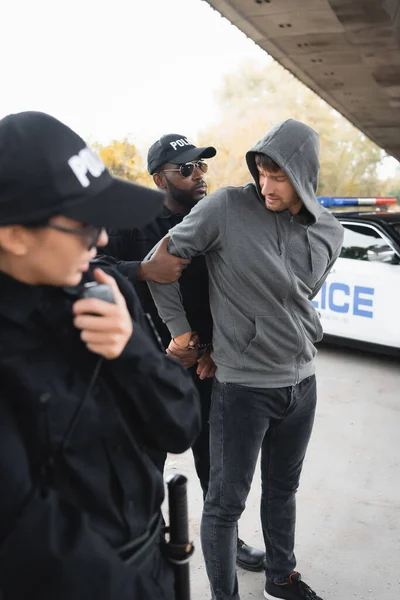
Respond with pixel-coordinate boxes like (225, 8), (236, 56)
(0, 112), (201, 600)
(97, 134), (266, 572)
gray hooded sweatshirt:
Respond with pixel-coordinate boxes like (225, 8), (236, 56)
(148, 119), (344, 387)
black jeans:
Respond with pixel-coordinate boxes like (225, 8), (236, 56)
(200, 376), (317, 600)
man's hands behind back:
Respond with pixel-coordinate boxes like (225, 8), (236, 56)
(167, 333), (200, 369)
(168, 333), (217, 379)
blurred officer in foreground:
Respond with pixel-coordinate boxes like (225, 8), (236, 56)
(0, 111), (201, 600)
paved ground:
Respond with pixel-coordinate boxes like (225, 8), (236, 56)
(164, 345), (400, 600)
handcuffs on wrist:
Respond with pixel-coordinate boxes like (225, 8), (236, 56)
(197, 343), (212, 359)
(172, 333), (211, 359)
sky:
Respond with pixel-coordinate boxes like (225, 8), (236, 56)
(0, 0), (268, 148)
(1, 0), (398, 176)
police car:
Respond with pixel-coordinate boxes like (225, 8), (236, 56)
(313, 197), (400, 352)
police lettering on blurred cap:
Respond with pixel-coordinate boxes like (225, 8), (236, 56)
(0, 111), (163, 227)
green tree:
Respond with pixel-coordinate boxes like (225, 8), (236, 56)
(92, 139), (153, 187)
(381, 168), (400, 202)
(199, 60), (389, 197)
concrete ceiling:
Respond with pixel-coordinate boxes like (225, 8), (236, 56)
(203, 0), (400, 161)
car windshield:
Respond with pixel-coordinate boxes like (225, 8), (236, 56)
(392, 224), (400, 237)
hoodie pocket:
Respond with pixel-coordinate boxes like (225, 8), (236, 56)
(242, 315), (301, 369)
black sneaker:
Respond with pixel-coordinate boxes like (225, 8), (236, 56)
(264, 572), (322, 600)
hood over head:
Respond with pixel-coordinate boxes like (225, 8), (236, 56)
(246, 119), (324, 223)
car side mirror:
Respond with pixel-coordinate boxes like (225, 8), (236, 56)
(367, 244), (398, 264)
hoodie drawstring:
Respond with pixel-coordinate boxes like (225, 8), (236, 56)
(274, 212), (283, 256)
(274, 212), (313, 273)
(306, 226), (314, 274)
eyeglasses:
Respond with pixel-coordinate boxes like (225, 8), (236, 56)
(161, 160), (208, 179)
(45, 223), (103, 250)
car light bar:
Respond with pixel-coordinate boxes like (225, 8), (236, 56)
(318, 196), (398, 207)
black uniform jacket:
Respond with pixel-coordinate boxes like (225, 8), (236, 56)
(0, 266), (201, 600)
(98, 206), (213, 349)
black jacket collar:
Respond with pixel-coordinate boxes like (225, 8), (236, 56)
(0, 270), (44, 324)
(0, 270), (88, 325)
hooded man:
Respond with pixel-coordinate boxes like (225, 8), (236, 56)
(147, 119), (344, 600)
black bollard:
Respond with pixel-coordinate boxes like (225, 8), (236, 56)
(167, 474), (194, 600)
